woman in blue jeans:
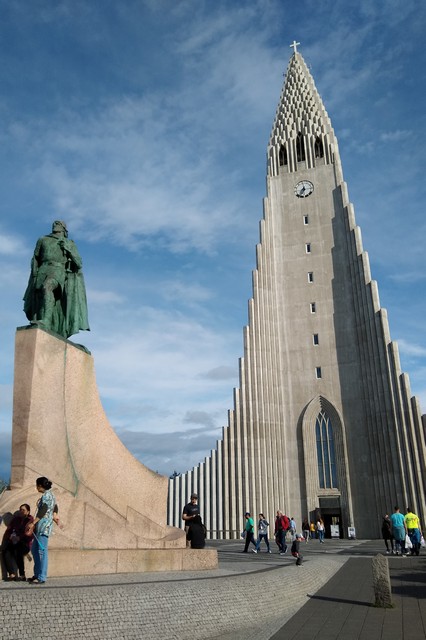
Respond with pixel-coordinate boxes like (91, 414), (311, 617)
(26, 477), (56, 584)
(254, 514), (271, 553)
(317, 518), (325, 543)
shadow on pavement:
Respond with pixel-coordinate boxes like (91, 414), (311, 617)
(307, 593), (372, 607)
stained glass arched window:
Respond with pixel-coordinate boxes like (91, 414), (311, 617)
(316, 410), (338, 489)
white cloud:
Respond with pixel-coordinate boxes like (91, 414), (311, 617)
(161, 280), (213, 305)
(380, 130), (412, 142)
(199, 366), (237, 381)
(0, 231), (27, 256)
(116, 426), (223, 475)
(184, 411), (216, 429)
(87, 288), (126, 305)
(389, 272), (426, 284)
(397, 339), (426, 358)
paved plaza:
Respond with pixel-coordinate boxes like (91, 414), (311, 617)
(1, 539), (425, 639)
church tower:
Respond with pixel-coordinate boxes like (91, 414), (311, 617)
(168, 46), (426, 539)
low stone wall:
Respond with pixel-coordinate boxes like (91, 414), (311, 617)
(47, 547), (218, 576)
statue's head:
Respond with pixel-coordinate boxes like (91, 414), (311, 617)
(52, 220), (68, 237)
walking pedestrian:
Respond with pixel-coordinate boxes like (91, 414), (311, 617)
(275, 511), (290, 554)
(381, 515), (394, 554)
(405, 507), (422, 556)
(254, 514), (271, 553)
(302, 518), (310, 543)
(242, 512), (256, 552)
(316, 518), (325, 543)
(390, 506), (407, 556)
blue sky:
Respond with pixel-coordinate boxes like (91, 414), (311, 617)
(0, 0), (425, 481)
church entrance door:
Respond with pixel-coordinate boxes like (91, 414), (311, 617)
(322, 512), (342, 539)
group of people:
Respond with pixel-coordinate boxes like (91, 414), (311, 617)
(2, 477), (59, 584)
(242, 511), (304, 565)
(382, 506), (423, 556)
(182, 496), (307, 565)
(301, 518), (325, 542)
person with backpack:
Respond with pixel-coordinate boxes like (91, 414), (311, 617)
(274, 510), (290, 555)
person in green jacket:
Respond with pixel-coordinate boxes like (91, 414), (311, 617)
(242, 512), (256, 552)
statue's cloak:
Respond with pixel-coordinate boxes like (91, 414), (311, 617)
(23, 239), (90, 339)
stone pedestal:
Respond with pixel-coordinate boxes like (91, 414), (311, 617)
(0, 327), (217, 575)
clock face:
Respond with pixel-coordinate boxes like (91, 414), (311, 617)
(295, 180), (314, 198)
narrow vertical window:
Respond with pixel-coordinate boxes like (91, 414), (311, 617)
(315, 367), (322, 379)
(310, 302), (316, 313)
(279, 144), (288, 166)
(296, 132), (306, 162)
(308, 272), (314, 283)
(305, 243), (311, 254)
(314, 136), (324, 158)
(313, 334), (319, 345)
(316, 422), (325, 488)
(303, 215), (309, 225)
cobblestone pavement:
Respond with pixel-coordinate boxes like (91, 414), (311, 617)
(1, 539), (416, 640)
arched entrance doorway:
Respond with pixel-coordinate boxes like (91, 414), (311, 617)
(301, 396), (354, 538)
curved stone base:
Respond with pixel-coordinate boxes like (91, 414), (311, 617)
(0, 327), (217, 573)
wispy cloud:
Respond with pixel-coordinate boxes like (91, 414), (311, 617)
(389, 272), (426, 285)
(0, 231), (27, 256)
(199, 366), (237, 381)
(115, 425), (223, 475)
(397, 339), (426, 358)
(380, 130), (412, 142)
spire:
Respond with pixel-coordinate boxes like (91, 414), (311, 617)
(268, 47), (338, 176)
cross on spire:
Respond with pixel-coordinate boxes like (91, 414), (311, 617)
(290, 40), (300, 54)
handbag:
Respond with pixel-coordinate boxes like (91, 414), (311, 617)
(421, 536), (425, 548)
(405, 534), (412, 549)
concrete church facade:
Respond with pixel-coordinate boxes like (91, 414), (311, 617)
(168, 47), (426, 539)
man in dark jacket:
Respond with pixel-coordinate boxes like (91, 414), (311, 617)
(275, 511), (290, 554)
(381, 514), (394, 554)
(186, 515), (206, 549)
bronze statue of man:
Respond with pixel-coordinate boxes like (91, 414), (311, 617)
(23, 221), (90, 339)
